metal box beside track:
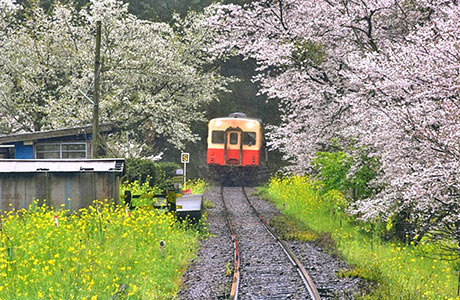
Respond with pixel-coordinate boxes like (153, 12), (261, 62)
(176, 194), (203, 221)
(123, 191), (203, 221)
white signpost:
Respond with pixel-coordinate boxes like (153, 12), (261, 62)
(181, 152), (190, 185)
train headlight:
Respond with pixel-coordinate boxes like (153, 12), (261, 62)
(215, 120), (222, 127)
(246, 121), (254, 129)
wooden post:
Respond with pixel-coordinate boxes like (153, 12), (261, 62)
(92, 21), (101, 158)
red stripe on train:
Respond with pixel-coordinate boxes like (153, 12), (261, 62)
(207, 148), (260, 166)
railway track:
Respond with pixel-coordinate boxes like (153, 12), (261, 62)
(220, 186), (321, 300)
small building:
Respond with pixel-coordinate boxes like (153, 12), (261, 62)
(0, 124), (113, 159)
(0, 159), (125, 212)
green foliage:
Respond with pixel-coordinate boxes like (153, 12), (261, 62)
(17, 0), (254, 23)
(291, 39), (327, 67)
(312, 151), (352, 193)
(269, 215), (318, 242)
(122, 158), (179, 191)
(348, 149), (381, 200)
(202, 199), (215, 209)
(123, 0), (254, 22)
(382, 203), (426, 244)
(311, 149), (380, 200)
(122, 158), (157, 185)
(120, 179), (163, 207)
(311, 148), (424, 244)
(155, 162), (181, 191)
(183, 178), (209, 194)
(312, 149), (408, 244)
(337, 266), (379, 282)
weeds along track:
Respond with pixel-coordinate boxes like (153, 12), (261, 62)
(220, 186), (321, 300)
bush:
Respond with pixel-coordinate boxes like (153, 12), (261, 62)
(311, 151), (351, 193)
(120, 179), (163, 207)
(311, 149), (380, 200)
(122, 158), (156, 185)
(183, 178), (209, 194)
(122, 158), (180, 191)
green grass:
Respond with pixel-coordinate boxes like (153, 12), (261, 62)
(183, 178), (209, 194)
(0, 200), (202, 299)
(270, 215), (319, 242)
(202, 199), (216, 209)
(263, 175), (460, 300)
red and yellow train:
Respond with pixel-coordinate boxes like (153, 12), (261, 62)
(207, 113), (262, 183)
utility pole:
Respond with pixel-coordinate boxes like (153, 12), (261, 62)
(92, 21), (101, 158)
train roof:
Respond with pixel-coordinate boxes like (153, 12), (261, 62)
(209, 112), (262, 124)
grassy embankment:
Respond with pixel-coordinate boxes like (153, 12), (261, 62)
(0, 179), (207, 300)
(264, 175), (459, 300)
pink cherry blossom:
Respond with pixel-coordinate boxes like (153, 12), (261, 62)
(206, 0), (460, 240)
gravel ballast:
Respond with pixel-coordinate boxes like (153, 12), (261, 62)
(177, 186), (364, 300)
(176, 188), (233, 300)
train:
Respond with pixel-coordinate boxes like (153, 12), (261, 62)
(206, 112), (263, 184)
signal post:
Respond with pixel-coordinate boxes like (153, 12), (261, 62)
(181, 152), (190, 185)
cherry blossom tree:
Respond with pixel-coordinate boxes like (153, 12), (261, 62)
(206, 0), (406, 168)
(206, 0), (460, 245)
(0, 0), (23, 133)
(0, 0), (228, 152)
(348, 2), (460, 245)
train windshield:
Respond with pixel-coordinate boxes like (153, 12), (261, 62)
(211, 131), (225, 144)
(242, 132), (256, 146)
(229, 133), (239, 145)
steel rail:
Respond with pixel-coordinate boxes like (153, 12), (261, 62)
(242, 187), (322, 300)
(220, 186), (240, 300)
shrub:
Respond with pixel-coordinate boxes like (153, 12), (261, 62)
(122, 158), (179, 190)
(122, 158), (157, 185)
(120, 179), (163, 207)
(183, 178), (209, 194)
(311, 151), (351, 193)
(311, 149), (380, 200)
(154, 162), (180, 191)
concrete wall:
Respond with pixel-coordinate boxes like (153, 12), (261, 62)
(0, 172), (120, 212)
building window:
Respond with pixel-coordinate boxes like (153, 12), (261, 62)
(0, 146), (14, 159)
(36, 143), (87, 159)
(61, 143), (87, 158)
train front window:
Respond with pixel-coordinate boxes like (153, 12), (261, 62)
(229, 133), (238, 145)
(243, 132), (256, 146)
(211, 131), (225, 144)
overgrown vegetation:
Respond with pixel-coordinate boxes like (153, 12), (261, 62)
(270, 215), (318, 243)
(0, 200), (201, 299)
(183, 178), (209, 194)
(311, 147), (380, 201)
(120, 178), (164, 207)
(264, 174), (460, 300)
(122, 158), (179, 191)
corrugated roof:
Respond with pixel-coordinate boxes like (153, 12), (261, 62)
(0, 124), (114, 143)
(0, 159), (125, 173)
